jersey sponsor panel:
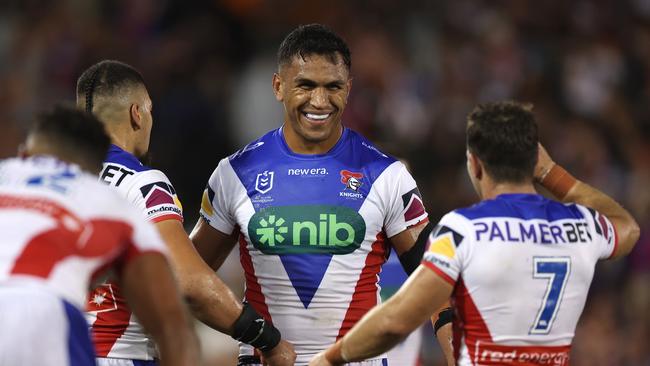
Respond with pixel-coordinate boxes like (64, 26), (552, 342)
(201, 128), (425, 365)
(421, 194), (617, 365)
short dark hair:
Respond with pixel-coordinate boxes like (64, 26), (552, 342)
(278, 24), (351, 70)
(466, 101), (538, 183)
(30, 105), (110, 171)
(76, 60), (145, 113)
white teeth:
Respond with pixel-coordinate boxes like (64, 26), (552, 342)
(305, 113), (330, 120)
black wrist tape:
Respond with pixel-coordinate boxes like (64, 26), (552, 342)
(232, 302), (281, 352)
(434, 307), (453, 335)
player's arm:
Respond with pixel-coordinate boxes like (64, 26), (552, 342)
(157, 219), (242, 334)
(430, 303), (454, 366)
(120, 252), (201, 366)
(190, 216), (297, 366)
(310, 265), (454, 366)
(535, 144), (640, 258)
(390, 223), (455, 365)
(190, 216), (238, 271)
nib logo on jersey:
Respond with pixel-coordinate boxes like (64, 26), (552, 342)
(249, 205), (365, 255)
(339, 170), (364, 199)
(248, 205), (366, 308)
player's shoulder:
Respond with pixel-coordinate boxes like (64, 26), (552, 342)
(338, 128), (403, 184)
(104, 144), (150, 173)
(453, 193), (585, 221)
(345, 128), (397, 165)
(228, 130), (276, 164)
(102, 145), (175, 192)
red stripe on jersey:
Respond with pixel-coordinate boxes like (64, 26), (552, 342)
(452, 277), (493, 363)
(336, 232), (388, 339)
(151, 213), (183, 224)
(11, 216), (134, 278)
(239, 233), (272, 321)
(421, 260), (456, 286)
(88, 280), (133, 356)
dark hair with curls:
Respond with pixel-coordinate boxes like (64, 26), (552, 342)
(278, 24), (351, 70)
(76, 60), (145, 113)
(30, 105), (111, 171)
(466, 101), (539, 183)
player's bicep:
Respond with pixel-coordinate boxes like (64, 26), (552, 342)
(190, 217), (237, 271)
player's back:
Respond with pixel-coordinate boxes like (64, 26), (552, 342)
(423, 193), (617, 365)
(0, 156), (164, 366)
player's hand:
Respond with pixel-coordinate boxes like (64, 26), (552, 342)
(534, 143), (556, 182)
(308, 351), (335, 366)
(260, 340), (296, 366)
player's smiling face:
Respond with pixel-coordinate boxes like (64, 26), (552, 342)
(274, 53), (351, 154)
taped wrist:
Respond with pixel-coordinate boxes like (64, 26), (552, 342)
(540, 164), (577, 200)
(232, 303), (281, 352)
(434, 307), (453, 335)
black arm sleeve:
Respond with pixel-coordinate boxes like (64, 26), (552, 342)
(398, 221), (433, 275)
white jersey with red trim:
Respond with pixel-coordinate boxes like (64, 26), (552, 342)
(86, 144), (183, 360)
(0, 156), (166, 365)
(200, 128), (428, 365)
(421, 193), (618, 366)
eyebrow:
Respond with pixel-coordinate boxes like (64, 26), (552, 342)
(294, 77), (345, 86)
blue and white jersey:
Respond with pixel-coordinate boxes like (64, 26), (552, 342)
(0, 156), (167, 366)
(201, 127), (428, 365)
(421, 194), (617, 366)
(86, 145), (184, 360)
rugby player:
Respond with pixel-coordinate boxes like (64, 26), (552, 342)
(310, 101), (640, 366)
(76, 60), (294, 366)
(190, 24), (453, 365)
(0, 106), (199, 366)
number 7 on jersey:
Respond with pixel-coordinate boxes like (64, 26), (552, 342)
(530, 257), (571, 335)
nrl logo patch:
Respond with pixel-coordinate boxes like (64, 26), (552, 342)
(255, 170), (274, 194)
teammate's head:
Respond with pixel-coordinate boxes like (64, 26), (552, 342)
(273, 24), (352, 154)
(466, 101), (538, 195)
(76, 60), (152, 159)
(23, 105), (111, 173)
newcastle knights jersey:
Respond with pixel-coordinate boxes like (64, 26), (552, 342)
(200, 127), (428, 365)
(422, 194), (618, 366)
(85, 145), (183, 360)
(0, 156), (166, 366)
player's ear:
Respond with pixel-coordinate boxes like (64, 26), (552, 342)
(272, 73), (283, 102)
(130, 104), (142, 131)
(467, 151), (483, 180)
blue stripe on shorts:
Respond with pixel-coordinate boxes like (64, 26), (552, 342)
(63, 299), (95, 366)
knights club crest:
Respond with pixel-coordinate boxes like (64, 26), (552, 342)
(340, 170), (363, 192)
(255, 170), (274, 194)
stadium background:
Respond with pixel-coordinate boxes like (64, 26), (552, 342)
(0, 1), (648, 365)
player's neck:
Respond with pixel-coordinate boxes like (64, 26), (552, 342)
(282, 125), (343, 155)
(480, 180), (537, 200)
(107, 125), (137, 156)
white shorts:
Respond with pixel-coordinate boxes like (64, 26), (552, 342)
(96, 358), (158, 366)
(0, 287), (94, 366)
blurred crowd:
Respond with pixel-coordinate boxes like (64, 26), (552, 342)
(0, 0), (648, 364)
